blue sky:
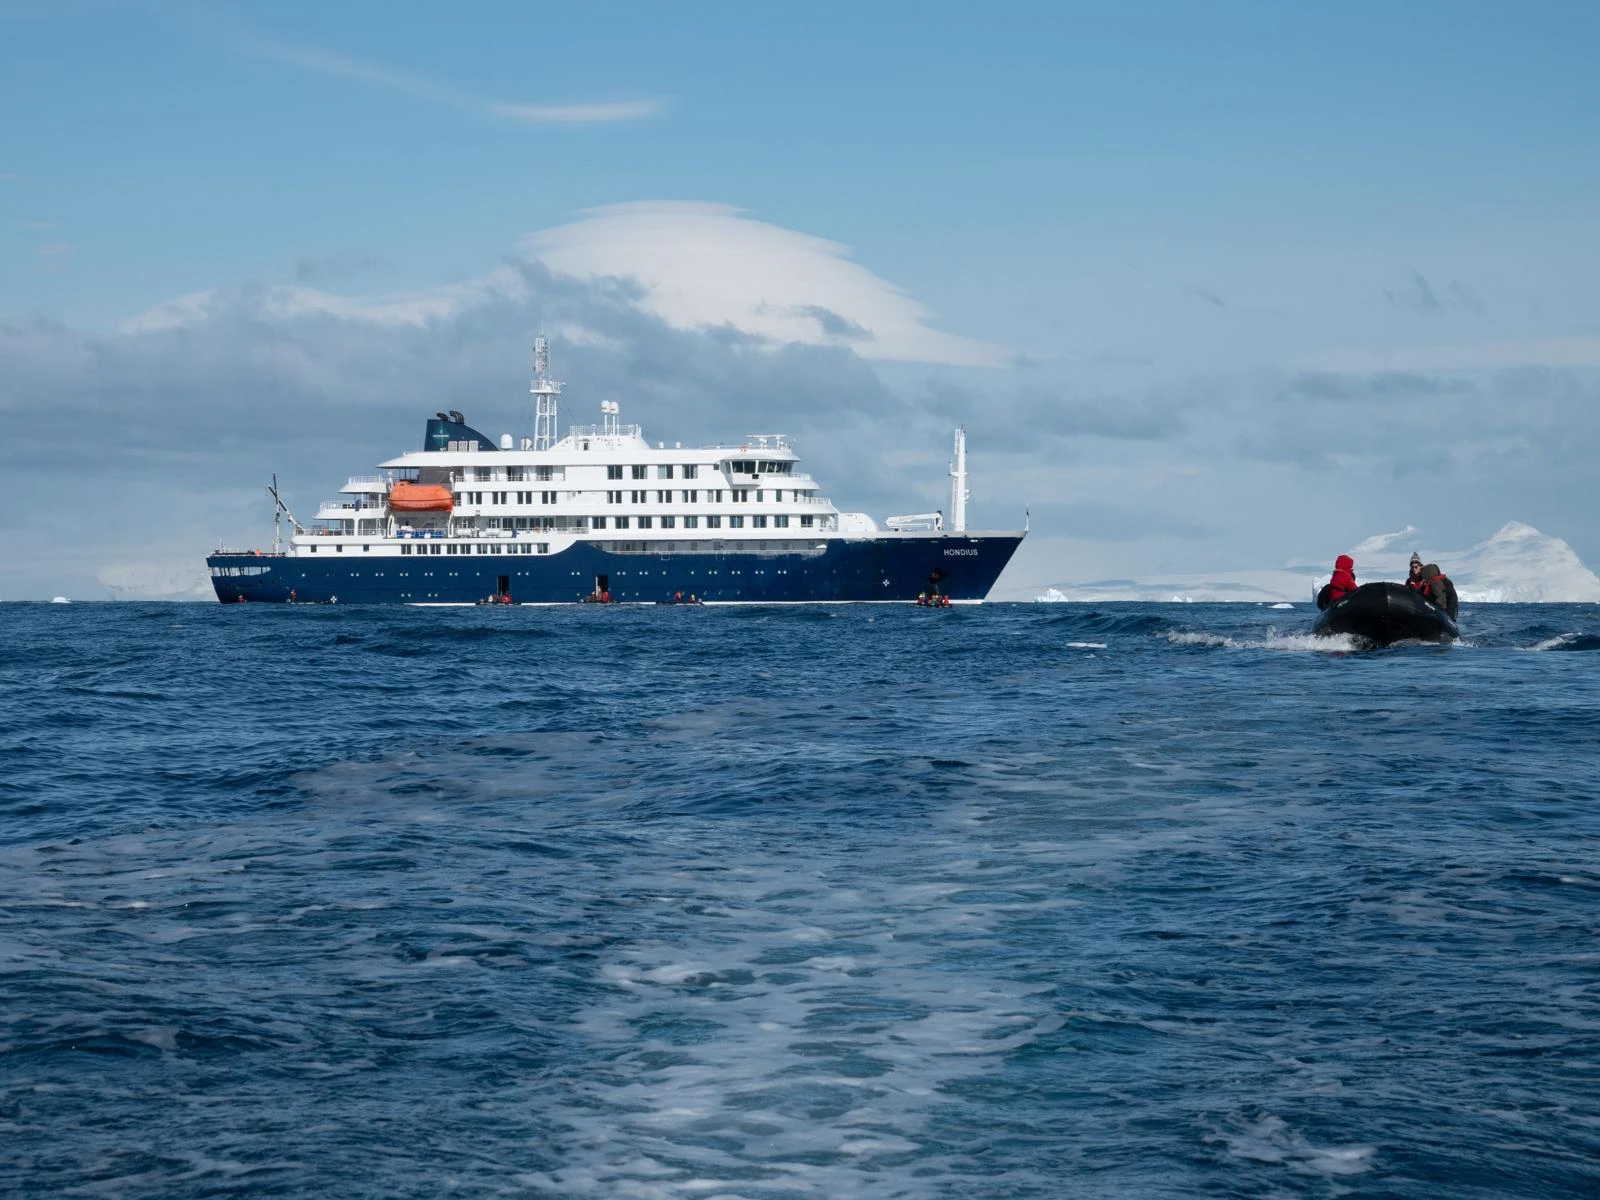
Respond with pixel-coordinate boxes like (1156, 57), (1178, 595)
(3, 0), (1599, 598)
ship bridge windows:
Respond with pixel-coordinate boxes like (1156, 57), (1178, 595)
(683, 464), (698, 480)
(657, 464), (675, 479)
(607, 464), (624, 480)
(631, 464), (648, 480)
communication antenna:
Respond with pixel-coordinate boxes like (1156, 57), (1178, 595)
(266, 473), (301, 553)
(531, 335), (563, 450)
(948, 427), (968, 533)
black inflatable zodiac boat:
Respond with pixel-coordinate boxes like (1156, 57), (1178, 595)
(1312, 581), (1459, 646)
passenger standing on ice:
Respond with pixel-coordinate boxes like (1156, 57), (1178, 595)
(1316, 554), (1358, 610)
(1419, 563), (1459, 619)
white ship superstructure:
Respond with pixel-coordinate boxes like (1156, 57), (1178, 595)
(300, 339), (847, 561)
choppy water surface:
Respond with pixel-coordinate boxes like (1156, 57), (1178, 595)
(2, 601), (1597, 1198)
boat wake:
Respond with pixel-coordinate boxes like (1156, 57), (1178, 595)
(1163, 629), (1362, 653)
(1525, 632), (1600, 652)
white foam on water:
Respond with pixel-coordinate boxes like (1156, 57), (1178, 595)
(1211, 1113), (1376, 1178)
(1163, 629), (1360, 653)
(544, 849), (1063, 1197)
(1528, 633), (1579, 652)
(1066, 641), (1107, 649)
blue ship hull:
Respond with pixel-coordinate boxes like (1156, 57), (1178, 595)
(207, 535), (1024, 604)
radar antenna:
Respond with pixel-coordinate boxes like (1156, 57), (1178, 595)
(531, 335), (564, 451)
(266, 474), (302, 553)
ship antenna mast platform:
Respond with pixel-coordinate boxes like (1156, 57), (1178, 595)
(531, 335), (564, 451)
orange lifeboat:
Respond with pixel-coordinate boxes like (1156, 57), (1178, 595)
(388, 482), (454, 513)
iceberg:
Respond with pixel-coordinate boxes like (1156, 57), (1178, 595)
(1022, 522), (1600, 604)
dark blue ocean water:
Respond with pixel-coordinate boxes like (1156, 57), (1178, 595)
(2, 600), (1597, 1199)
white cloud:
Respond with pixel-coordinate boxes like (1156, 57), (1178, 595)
(122, 204), (1006, 367)
(520, 202), (1011, 367)
(487, 100), (666, 125)
(205, 18), (661, 128)
(122, 269), (530, 333)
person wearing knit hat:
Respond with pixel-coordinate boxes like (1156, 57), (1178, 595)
(1406, 552), (1427, 594)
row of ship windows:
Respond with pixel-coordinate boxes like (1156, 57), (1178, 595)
(398, 543), (552, 556)
(456, 488), (789, 505)
(450, 461), (793, 484)
(455, 513), (810, 531)
(307, 512), (815, 553)
(310, 543), (553, 555)
(338, 545), (815, 568)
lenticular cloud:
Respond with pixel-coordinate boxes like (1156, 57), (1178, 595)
(519, 202), (1010, 368)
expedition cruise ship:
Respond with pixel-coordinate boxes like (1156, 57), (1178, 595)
(207, 339), (1025, 604)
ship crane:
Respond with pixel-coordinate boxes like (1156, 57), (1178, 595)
(266, 473), (303, 554)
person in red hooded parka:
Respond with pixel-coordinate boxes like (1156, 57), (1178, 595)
(1316, 554), (1358, 610)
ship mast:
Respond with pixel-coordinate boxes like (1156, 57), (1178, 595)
(531, 335), (563, 451)
(949, 426), (968, 532)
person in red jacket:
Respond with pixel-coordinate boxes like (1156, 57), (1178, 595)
(1405, 552), (1429, 594)
(1316, 554), (1358, 610)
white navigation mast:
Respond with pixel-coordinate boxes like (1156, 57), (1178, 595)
(531, 335), (563, 451)
(949, 426), (968, 532)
